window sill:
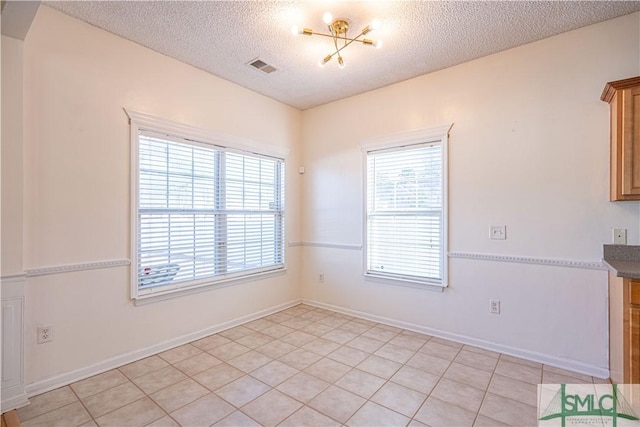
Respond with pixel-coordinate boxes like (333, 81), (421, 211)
(364, 272), (446, 292)
(134, 268), (287, 306)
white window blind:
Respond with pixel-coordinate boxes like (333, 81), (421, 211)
(366, 142), (444, 285)
(136, 132), (285, 294)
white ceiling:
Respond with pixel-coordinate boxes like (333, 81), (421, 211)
(43, 1), (640, 110)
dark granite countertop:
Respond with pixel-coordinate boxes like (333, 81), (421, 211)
(603, 244), (640, 278)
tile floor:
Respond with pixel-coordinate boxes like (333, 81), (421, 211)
(17, 304), (607, 427)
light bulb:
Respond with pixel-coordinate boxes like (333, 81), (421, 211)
(375, 40), (383, 49)
(371, 19), (381, 30)
(323, 12), (333, 24)
(319, 54), (332, 67)
(338, 56), (345, 69)
(291, 25), (300, 35)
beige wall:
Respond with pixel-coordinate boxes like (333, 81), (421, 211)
(20, 6), (302, 387)
(2, 35), (24, 276)
(300, 12), (640, 376)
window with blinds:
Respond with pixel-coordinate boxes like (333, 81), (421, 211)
(365, 141), (445, 286)
(134, 130), (285, 296)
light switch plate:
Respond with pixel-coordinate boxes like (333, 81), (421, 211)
(490, 225), (506, 240)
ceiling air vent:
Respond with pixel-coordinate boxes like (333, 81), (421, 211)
(247, 58), (278, 74)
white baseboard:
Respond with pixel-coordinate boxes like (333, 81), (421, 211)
(1, 388), (29, 413)
(25, 299), (302, 397)
(302, 299), (609, 379)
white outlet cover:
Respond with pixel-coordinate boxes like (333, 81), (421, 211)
(490, 225), (506, 240)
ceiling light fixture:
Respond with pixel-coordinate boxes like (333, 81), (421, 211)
(292, 12), (382, 69)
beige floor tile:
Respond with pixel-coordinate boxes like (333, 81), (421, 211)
(244, 318), (277, 331)
(543, 365), (593, 382)
(207, 341), (251, 361)
(542, 370), (592, 384)
(303, 338), (341, 356)
(280, 330), (316, 346)
(119, 356), (170, 380)
(371, 381), (427, 417)
(362, 326), (400, 342)
(406, 352), (452, 376)
(414, 397), (476, 427)
(279, 348), (322, 370)
(357, 354), (402, 379)
(214, 375), (271, 407)
(328, 346), (370, 367)
(431, 378), (486, 413)
(71, 369), (129, 399)
(82, 381), (145, 418)
(145, 415), (179, 427)
(276, 372), (330, 402)
(479, 393), (538, 426)
(494, 359), (542, 384)
(419, 341), (462, 361)
(305, 357), (352, 383)
(463, 345), (500, 359)
(281, 317), (313, 330)
(170, 394), (235, 427)
(192, 363), (245, 391)
(299, 310), (330, 322)
(255, 339), (297, 359)
(172, 352), (222, 377)
(473, 414), (508, 426)
(308, 385), (366, 423)
(236, 332), (274, 349)
(17, 386), (78, 422)
(499, 354), (542, 369)
(80, 421), (99, 427)
(322, 328), (359, 344)
(346, 336), (386, 353)
(408, 419), (428, 427)
(131, 365), (187, 395)
(347, 401), (410, 427)
(241, 389), (303, 426)
(190, 334), (232, 351)
(375, 343), (416, 364)
(488, 374), (537, 407)
(455, 350), (499, 373)
(95, 397), (165, 427)
(212, 411), (260, 426)
(250, 360), (299, 387)
(335, 368), (386, 399)
(300, 322), (335, 337)
(22, 401), (91, 427)
(227, 350), (273, 373)
(218, 325), (254, 340)
(400, 329), (431, 340)
(593, 376), (611, 384)
(158, 344), (202, 364)
(149, 378), (209, 413)
(263, 311), (294, 323)
(388, 334), (428, 351)
(317, 316), (350, 328)
(338, 321), (373, 335)
(261, 324), (295, 339)
(429, 337), (464, 349)
(280, 406), (341, 427)
(391, 365), (440, 395)
(351, 317), (377, 327)
(444, 362), (492, 391)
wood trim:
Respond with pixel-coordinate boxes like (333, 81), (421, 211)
(601, 76), (640, 102)
(624, 279), (631, 383)
(1, 410), (20, 427)
(631, 307), (640, 383)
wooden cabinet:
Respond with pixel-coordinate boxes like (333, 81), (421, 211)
(602, 76), (640, 201)
(609, 272), (640, 383)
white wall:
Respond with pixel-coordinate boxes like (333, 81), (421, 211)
(300, 13), (640, 376)
(19, 6), (302, 389)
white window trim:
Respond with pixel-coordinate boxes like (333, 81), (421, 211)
(126, 109), (289, 302)
(360, 124), (453, 289)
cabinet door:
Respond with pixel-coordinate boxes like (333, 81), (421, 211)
(631, 307), (640, 384)
(622, 87), (640, 197)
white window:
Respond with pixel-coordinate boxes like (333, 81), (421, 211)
(129, 111), (285, 300)
(363, 125), (451, 288)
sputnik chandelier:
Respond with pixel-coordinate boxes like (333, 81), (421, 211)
(292, 12), (382, 69)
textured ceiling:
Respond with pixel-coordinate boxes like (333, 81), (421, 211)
(47, 1), (640, 110)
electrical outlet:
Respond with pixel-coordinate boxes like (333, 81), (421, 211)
(37, 325), (53, 344)
(319, 273), (325, 283)
(489, 299), (501, 314)
(490, 225), (506, 240)
(613, 228), (627, 245)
